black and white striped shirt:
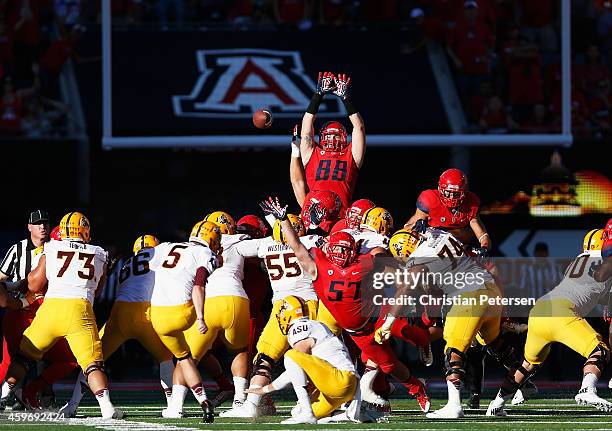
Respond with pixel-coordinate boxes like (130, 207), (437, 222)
(0, 238), (39, 281)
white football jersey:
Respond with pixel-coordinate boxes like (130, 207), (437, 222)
(44, 240), (108, 304)
(205, 234), (250, 299)
(342, 228), (389, 254)
(115, 248), (156, 303)
(540, 250), (610, 316)
(235, 235), (321, 303)
(408, 228), (493, 295)
(150, 241), (218, 306)
(287, 318), (355, 373)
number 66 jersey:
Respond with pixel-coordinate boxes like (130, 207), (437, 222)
(45, 239), (108, 304)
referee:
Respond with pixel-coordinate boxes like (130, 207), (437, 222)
(0, 210), (49, 410)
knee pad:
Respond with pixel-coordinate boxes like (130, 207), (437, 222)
(252, 353), (275, 380)
(84, 362), (106, 380)
(584, 343), (610, 373)
(486, 336), (521, 371)
(444, 347), (466, 378)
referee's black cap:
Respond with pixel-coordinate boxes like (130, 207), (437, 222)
(28, 210), (49, 224)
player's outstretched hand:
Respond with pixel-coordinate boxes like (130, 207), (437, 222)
(316, 71), (336, 95)
(333, 73), (351, 99)
(374, 326), (391, 344)
(413, 218), (428, 234)
(260, 197), (288, 221)
(244, 386), (265, 396)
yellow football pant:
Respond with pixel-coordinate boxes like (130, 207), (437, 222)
(99, 301), (172, 362)
(20, 298), (103, 370)
(151, 301), (196, 359)
(285, 349), (357, 419)
(524, 299), (605, 365)
(443, 284), (502, 353)
(184, 296), (250, 362)
(316, 301), (341, 336)
(256, 299), (319, 362)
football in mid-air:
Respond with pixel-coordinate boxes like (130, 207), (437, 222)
(253, 109), (273, 129)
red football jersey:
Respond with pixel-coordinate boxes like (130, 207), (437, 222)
(242, 257), (270, 317)
(311, 247), (375, 331)
(304, 143), (359, 211)
(416, 189), (480, 229)
(330, 219), (348, 234)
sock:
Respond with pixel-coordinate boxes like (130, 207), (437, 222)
(94, 388), (113, 413)
(190, 383), (208, 404)
(246, 388), (262, 406)
(283, 356), (313, 415)
(1, 381), (13, 400)
(169, 384), (188, 412)
(581, 372), (598, 390)
(233, 376), (247, 402)
(159, 360), (174, 405)
(446, 379), (461, 408)
(360, 366), (378, 398)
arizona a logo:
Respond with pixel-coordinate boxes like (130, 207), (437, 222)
(173, 49), (345, 118)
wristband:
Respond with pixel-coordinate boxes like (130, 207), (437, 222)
(306, 93), (323, 115)
(262, 385), (272, 394)
(291, 140), (300, 158)
(478, 233), (489, 242)
(342, 97), (358, 116)
(381, 314), (396, 331)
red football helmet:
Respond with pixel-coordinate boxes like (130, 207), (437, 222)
(604, 218), (612, 243)
(319, 121), (348, 153)
(301, 189), (343, 231)
(325, 231), (357, 267)
(346, 198), (375, 229)
(236, 215), (268, 239)
(50, 226), (62, 241)
(438, 168), (468, 208)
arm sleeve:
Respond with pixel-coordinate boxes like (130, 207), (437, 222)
(194, 267), (209, 286)
(287, 321), (313, 346)
(235, 238), (264, 258)
(0, 244), (16, 277)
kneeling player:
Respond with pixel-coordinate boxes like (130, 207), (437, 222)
(246, 296), (357, 424)
(486, 229), (612, 415)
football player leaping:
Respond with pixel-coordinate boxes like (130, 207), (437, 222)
(261, 197), (431, 413)
(59, 235), (175, 417)
(149, 220), (221, 423)
(486, 229), (612, 415)
(245, 296), (359, 424)
(1, 212), (123, 419)
(290, 72), (365, 213)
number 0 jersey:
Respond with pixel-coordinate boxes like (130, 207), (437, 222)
(540, 250), (610, 316)
(304, 142), (359, 211)
(408, 228), (493, 295)
(150, 241), (218, 306)
(236, 235), (321, 303)
(44, 239), (108, 304)
(287, 318), (355, 373)
(116, 249), (156, 302)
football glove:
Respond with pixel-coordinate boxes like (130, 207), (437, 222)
(291, 124), (300, 157)
(472, 246), (489, 258)
(333, 73), (351, 99)
(259, 197), (288, 221)
(413, 218), (428, 234)
(374, 326), (391, 344)
(308, 201), (327, 227)
(316, 71), (336, 95)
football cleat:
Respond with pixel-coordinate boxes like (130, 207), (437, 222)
(511, 381), (538, 405)
(412, 379), (430, 413)
(219, 400), (259, 418)
(418, 343), (434, 367)
(438, 168), (468, 208)
(467, 393), (480, 409)
(426, 404), (464, 419)
(58, 401), (79, 418)
(59, 212), (91, 243)
(575, 387), (612, 412)
(281, 412), (317, 424)
(201, 399), (214, 423)
(101, 407), (125, 420)
(485, 403), (507, 417)
(211, 389), (235, 408)
(161, 408), (185, 418)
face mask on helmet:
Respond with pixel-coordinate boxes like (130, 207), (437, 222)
(276, 296), (306, 335)
(319, 121), (348, 153)
(438, 168), (468, 208)
(60, 212), (91, 243)
(325, 232), (357, 267)
(389, 229), (421, 263)
(346, 199), (375, 229)
(236, 215), (268, 239)
(272, 214), (305, 244)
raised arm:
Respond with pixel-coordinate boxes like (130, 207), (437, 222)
(260, 197), (317, 278)
(301, 72), (336, 165)
(333, 73), (365, 168)
(289, 124), (309, 207)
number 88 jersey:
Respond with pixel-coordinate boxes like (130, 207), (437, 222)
(116, 249), (156, 302)
(44, 239), (108, 304)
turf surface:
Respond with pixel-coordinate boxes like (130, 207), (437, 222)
(1, 388), (611, 430)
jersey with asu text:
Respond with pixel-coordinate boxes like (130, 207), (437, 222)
(206, 234), (250, 299)
(150, 242), (218, 306)
(287, 318), (355, 373)
(236, 235), (321, 303)
(408, 228), (493, 295)
(44, 240), (108, 304)
(540, 250), (610, 317)
(416, 189), (480, 229)
(116, 248), (156, 302)
(311, 247), (375, 331)
(305, 143), (359, 211)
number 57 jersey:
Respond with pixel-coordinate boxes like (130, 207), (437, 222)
(45, 239), (108, 304)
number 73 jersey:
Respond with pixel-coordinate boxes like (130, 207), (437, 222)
(44, 239), (108, 304)
(235, 235), (321, 303)
(408, 228), (493, 295)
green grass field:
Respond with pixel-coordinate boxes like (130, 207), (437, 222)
(1, 388), (612, 431)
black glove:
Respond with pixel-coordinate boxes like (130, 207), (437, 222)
(316, 71), (336, 95)
(308, 201), (327, 227)
(259, 196), (288, 221)
(333, 73), (351, 100)
(413, 218), (429, 234)
(472, 246), (489, 258)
